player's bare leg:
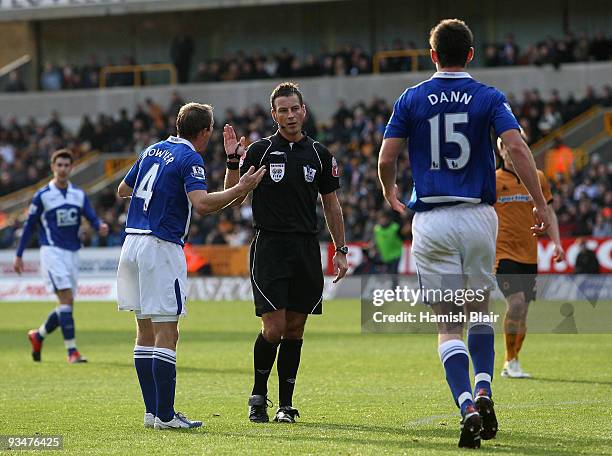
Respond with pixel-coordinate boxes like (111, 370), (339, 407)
(249, 309), (286, 422)
(274, 311), (307, 423)
(151, 320), (202, 429)
(432, 301), (481, 449)
(502, 291), (531, 378)
(134, 317), (156, 428)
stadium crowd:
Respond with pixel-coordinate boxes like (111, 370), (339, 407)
(484, 32), (612, 68)
(3, 32), (610, 92)
(0, 86), (611, 253)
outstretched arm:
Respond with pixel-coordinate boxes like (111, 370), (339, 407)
(83, 195), (109, 236)
(189, 166), (266, 215)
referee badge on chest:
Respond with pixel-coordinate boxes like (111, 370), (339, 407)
(270, 163), (285, 182)
(303, 165), (316, 183)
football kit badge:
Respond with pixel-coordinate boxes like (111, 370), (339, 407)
(270, 163), (285, 182)
(303, 165), (316, 182)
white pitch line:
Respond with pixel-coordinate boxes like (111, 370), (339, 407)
(405, 399), (612, 427)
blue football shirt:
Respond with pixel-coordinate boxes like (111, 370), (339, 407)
(384, 71), (520, 212)
(124, 136), (208, 245)
(16, 182), (101, 255)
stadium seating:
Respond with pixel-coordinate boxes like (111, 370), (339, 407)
(1, 87), (610, 250)
(3, 32), (609, 92)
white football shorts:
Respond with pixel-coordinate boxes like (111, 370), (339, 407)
(412, 203), (498, 295)
(40, 246), (79, 295)
(117, 234), (187, 318)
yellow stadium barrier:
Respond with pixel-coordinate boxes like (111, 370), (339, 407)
(99, 63), (177, 88)
(372, 49), (430, 73)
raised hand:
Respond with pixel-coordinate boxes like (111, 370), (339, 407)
(223, 124), (246, 158)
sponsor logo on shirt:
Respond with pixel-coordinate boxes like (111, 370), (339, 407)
(56, 208), (79, 227)
(497, 194), (532, 203)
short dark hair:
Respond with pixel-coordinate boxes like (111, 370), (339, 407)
(270, 82), (303, 110)
(176, 102), (214, 139)
(50, 149), (73, 165)
(429, 19), (474, 68)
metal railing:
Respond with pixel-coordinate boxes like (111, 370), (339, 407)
(372, 49), (430, 73)
(0, 54), (31, 91)
(99, 63), (177, 88)
(530, 105), (602, 156)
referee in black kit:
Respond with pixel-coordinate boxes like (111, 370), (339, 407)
(223, 82), (348, 423)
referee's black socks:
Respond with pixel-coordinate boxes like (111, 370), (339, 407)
(277, 339), (303, 407)
(252, 332), (280, 396)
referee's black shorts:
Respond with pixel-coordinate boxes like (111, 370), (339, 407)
(496, 259), (538, 303)
(249, 230), (324, 316)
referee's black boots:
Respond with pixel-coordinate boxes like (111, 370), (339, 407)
(248, 395), (271, 423)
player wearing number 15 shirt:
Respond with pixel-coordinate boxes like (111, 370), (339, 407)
(378, 19), (551, 449)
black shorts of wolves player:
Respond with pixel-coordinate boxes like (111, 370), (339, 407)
(249, 229), (324, 316)
(496, 259), (538, 303)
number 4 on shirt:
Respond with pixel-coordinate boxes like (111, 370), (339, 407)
(135, 163), (160, 211)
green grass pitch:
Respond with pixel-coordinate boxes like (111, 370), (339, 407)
(1, 299), (611, 455)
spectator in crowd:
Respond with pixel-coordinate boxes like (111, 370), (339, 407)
(5, 71), (26, 92)
(574, 239), (601, 274)
(545, 137), (575, 179)
(593, 207), (612, 237)
(166, 91), (185, 119)
(373, 212), (404, 274)
(170, 34), (195, 83)
(40, 62), (62, 91)
(500, 34), (519, 65)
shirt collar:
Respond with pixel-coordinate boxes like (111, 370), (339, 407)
(274, 130), (308, 145)
(167, 135), (196, 151)
(49, 181), (72, 192)
(432, 71), (472, 79)
(500, 162), (521, 183)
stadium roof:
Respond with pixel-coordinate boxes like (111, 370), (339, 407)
(0, 0), (343, 22)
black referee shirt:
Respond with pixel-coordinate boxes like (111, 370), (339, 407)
(240, 131), (340, 234)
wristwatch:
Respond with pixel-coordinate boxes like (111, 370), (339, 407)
(335, 245), (349, 255)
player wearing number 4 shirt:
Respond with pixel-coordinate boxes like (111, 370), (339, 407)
(116, 103), (265, 430)
(378, 19), (551, 449)
(14, 149), (109, 364)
